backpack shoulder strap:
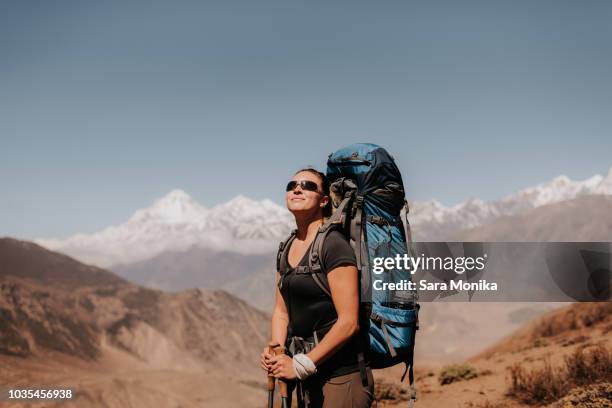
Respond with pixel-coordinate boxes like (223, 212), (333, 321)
(304, 191), (357, 297)
(276, 229), (297, 274)
(305, 222), (345, 298)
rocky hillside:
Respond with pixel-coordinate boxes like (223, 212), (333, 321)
(0, 238), (271, 407)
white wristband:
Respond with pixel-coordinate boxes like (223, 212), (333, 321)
(293, 353), (317, 380)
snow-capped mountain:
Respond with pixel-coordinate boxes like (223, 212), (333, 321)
(128, 189), (208, 225)
(410, 167), (612, 240)
(36, 190), (294, 267)
(36, 168), (612, 267)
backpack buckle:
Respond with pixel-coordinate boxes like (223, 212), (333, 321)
(295, 266), (313, 274)
(355, 195), (364, 207)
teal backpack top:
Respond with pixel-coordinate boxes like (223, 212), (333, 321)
(277, 143), (420, 406)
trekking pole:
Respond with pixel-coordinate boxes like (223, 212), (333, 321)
(267, 343), (279, 408)
(272, 345), (290, 408)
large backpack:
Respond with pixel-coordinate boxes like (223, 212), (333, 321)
(277, 143), (420, 406)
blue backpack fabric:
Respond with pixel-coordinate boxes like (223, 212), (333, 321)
(326, 143), (420, 406)
(276, 143), (420, 406)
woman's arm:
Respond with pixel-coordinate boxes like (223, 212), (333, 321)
(271, 281), (289, 346)
(261, 274), (289, 372)
(305, 263), (360, 366)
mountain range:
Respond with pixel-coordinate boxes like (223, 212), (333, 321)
(411, 167), (612, 240)
(36, 168), (612, 268)
(36, 192), (293, 268)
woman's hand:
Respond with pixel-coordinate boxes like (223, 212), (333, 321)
(269, 353), (297, 380)
(260, 347), (274, 372)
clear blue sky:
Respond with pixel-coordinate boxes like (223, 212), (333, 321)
(1, 0), (611, 239)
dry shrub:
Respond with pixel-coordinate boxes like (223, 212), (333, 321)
(531, 302), (612, 339)
(507, 360), (567, 404)
(508, 344), (612, 405)
(374, 378), (408, 401)
(439, 363), (478, 385)
(564, 344), (612, 385)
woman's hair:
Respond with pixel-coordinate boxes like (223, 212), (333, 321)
(294, 167), (332, 217)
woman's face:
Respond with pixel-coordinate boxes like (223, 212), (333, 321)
(286, 171), (328, 216)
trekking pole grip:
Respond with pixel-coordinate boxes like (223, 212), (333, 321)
(267, 343), (279, 389)
(272, 345), (289, 398)
(266, 343), (280, 408)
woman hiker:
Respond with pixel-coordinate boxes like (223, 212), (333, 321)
(260, 168), (374, 408)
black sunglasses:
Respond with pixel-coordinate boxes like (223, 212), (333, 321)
(286, 180), (320, 193)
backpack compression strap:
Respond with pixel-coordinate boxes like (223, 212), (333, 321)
(350, 194), (364, 270)
(401, 200), (418, 262)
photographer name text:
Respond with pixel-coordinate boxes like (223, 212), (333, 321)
(371, 253), (498, 292)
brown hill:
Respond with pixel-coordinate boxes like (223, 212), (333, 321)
(0, 237), (271, 407)
(473, 302), (612, 360)
(375, 302), (612, 408)
(456, 195), (612, 241)
(0, 238), (128, 289)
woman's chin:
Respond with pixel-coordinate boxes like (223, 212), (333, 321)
(288, 205), (315, 215)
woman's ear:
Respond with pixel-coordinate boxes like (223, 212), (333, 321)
(320, 195), (330, 209)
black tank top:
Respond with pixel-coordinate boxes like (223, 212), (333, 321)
(278, 230), (367, 379)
